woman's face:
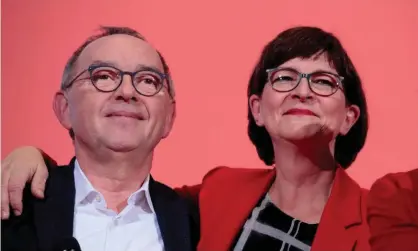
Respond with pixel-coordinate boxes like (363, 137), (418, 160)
(249, 53), (360, 145)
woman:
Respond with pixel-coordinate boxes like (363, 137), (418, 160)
(1, 26), (370, 251)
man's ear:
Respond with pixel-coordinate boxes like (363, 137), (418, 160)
(162, 100), (176, 138)
(249, 94), (264, 126)
(339, 104), (360, 135)
(53, 91), (72, 130)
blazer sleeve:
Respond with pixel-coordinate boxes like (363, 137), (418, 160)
(367, 173), (418, 251)
(174, 166), (224, 204)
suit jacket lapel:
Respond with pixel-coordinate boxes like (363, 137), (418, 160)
(33, 159), (76, 250)
(311, 168), (363, 251)
(150, 177), (193, 251)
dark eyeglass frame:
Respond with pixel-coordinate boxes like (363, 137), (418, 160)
(266, 67), (345, 97)
(63, 64), (171, 97)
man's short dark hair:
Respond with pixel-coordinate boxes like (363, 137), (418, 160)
(247, 26), (369, 168)
(62, 26), (174, 139)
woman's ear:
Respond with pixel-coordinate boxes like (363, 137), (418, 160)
(249, 94), (264, 126)
(340, 104), (360, 135)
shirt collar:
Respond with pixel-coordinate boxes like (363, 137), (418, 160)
(73, 159), (155, 213)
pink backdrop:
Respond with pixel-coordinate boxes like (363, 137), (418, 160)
(2, 0), (418, 188)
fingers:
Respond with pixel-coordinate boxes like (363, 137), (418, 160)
(8, 167), (32, 217)
(0, 146), (49, 219)
(1, 160), (11, 219)
(31, 163), (48, 199)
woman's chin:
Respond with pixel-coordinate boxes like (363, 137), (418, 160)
(283, 133), (316, 143)
(280, 123), (324, 139)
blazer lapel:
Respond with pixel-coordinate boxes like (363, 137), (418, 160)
(33, 159), (76, 250)
(150, 177), (193, 251)
(198, 168), (275, 251)
(311, 168), (363, 251)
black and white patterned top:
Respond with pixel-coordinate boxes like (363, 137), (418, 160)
(232, 195), (318, 251)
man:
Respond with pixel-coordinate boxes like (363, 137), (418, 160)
(1, 26), (198, 251)
(367, 169), (418, 251)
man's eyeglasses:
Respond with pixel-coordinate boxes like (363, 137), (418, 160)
(64, 65), (170, 97)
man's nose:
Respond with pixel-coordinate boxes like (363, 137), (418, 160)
(114, 74), (138, 102)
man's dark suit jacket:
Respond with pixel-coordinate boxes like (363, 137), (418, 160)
(1, 158), (200, 251)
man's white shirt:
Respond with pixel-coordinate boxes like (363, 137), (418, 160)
(72, 160), (164, 251)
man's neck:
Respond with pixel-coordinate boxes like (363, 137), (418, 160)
(75, 144), (153, 212)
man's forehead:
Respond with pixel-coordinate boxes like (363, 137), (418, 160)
(76, 34), (163, 70)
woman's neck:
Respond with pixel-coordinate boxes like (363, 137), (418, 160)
(268, 139), (336, 223)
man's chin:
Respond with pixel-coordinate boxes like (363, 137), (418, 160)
(108, 146), (137, 152)
(104, 140), (140, 153)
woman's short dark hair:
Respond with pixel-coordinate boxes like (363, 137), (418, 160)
(247, 26), (368, 168)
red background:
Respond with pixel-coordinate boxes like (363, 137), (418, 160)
(2, 0), (418, 188)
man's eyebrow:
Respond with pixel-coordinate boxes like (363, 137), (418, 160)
(135, 64), (163, 73)
(89, 60), (117, 68)
(89, 60), (163, 73)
